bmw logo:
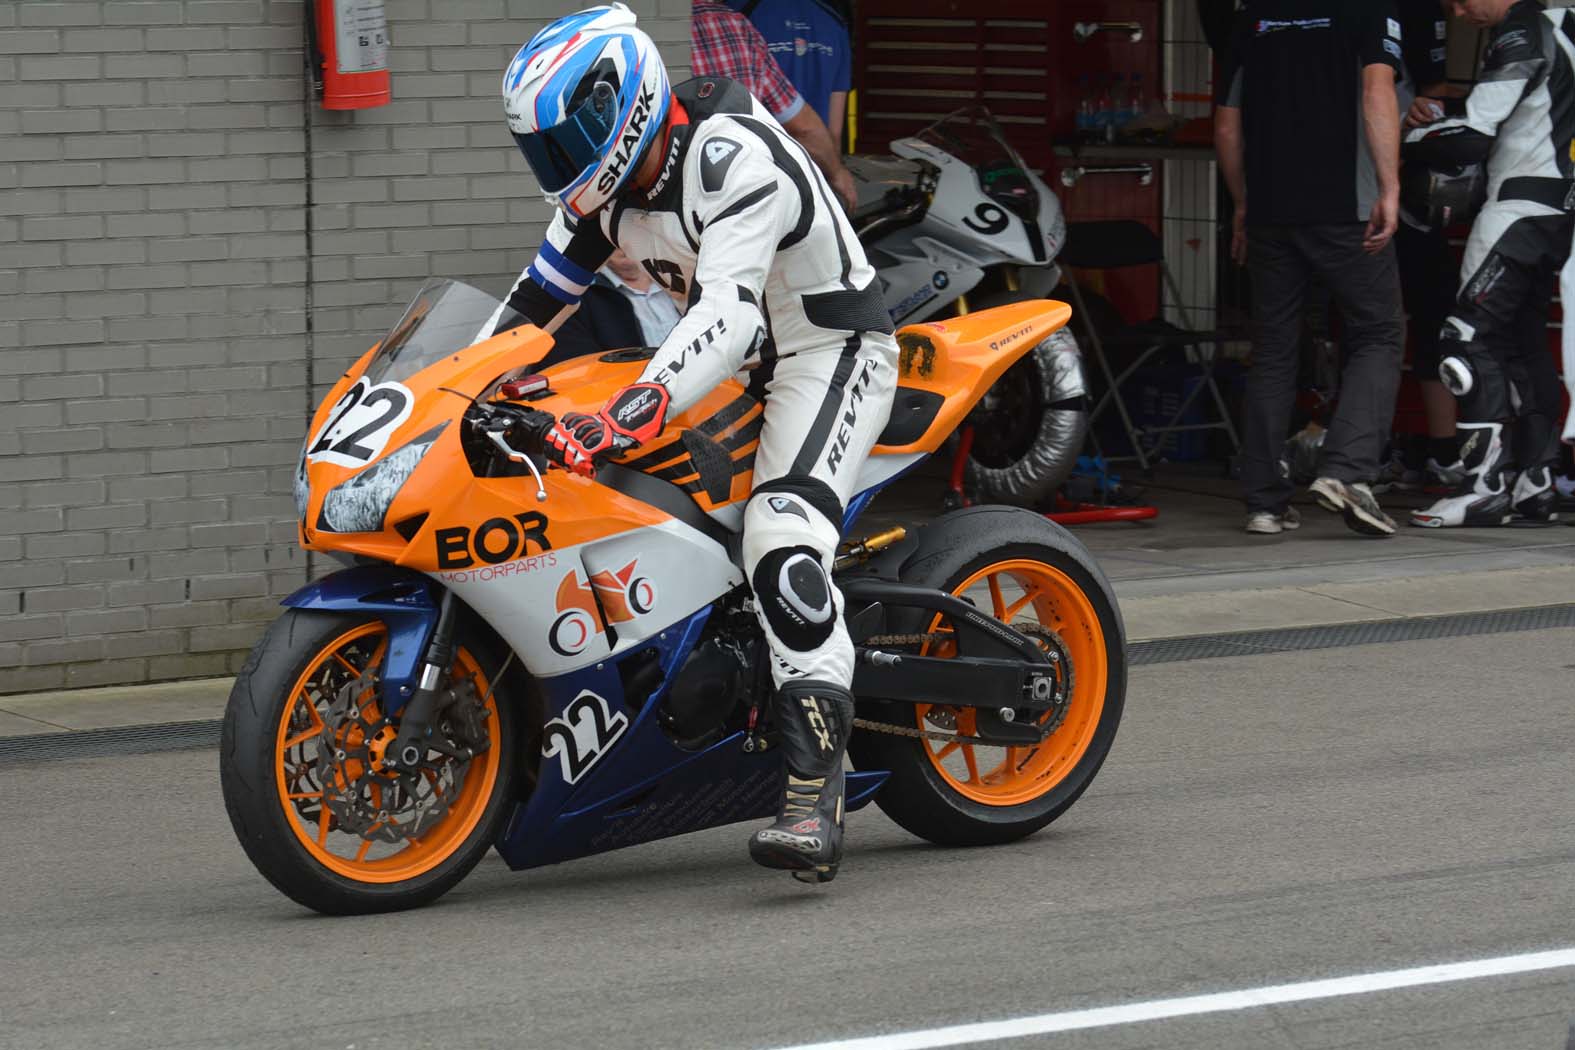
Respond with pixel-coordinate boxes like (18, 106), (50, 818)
(933, 271), (949, 289)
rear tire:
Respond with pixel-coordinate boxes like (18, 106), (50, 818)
(849, 506), (1125, 846)
(220, 609), (521, 915)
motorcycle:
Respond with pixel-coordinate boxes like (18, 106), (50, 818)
(220, 278), (1127, 914)
(849, 106), (1088, 509)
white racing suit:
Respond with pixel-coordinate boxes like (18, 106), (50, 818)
(495, 76), (899, 698)
(1404, 0), (1575, 525)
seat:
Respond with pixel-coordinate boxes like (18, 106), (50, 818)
(1060, 220), (1241, 471)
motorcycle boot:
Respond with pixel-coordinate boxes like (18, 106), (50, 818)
(1511, 464), (1559, 524)
(748, 680), (854, 883)
(1411, 423), (1514, 528)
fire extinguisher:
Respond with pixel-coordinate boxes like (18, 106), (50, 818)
(307, 0), (391, 110)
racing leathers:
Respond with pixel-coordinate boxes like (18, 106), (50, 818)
(495, 76), (898, 880)
(1404, 0), (1575, 526)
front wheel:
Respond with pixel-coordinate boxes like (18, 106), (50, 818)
(220, 610), (521, 914)
(850, 507), (1126, 846)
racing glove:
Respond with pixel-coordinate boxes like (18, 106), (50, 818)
(543, 382), (670, 478)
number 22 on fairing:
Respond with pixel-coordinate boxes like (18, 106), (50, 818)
(307, 378), (414, 468)
(543, 691), (630, 784)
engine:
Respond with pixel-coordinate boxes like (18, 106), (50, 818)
(660, 634), (753, 751)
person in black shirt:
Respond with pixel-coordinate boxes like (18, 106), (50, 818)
(1216, 1), (1407, 536)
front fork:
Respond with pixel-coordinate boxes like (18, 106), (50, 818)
(386, 588), (460, 772)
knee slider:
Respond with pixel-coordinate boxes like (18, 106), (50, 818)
(1454, 348), (1510, 421)
(752, 546), (836, 653)
(1438, 355), (1474, 396)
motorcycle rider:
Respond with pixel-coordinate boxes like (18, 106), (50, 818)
(495, 4), (897, 882)
(1405, 0), (1575, 526)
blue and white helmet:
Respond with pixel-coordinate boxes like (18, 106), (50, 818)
(503, 4), (672, 219)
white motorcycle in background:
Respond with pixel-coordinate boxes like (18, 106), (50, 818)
(849, 107), (1089, 508)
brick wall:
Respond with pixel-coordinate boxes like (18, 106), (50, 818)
(1, 0), (692, 694)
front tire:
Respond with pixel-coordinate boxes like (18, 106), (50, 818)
(220, 609), (521, 914)
(850, 507), (1125, 846)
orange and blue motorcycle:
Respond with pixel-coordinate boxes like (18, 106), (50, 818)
(220, 279), (1127, 914)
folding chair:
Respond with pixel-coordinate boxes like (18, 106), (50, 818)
(1059, 220), (1242, 471)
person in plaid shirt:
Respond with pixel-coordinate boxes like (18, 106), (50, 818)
(691, 0), (856, 211)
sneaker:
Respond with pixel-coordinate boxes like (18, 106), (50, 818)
(1370, 450), (1416, 494)
(1424, 458), (1467, 491)
(1309, 477), (1397, 537)
(1245, 507), (1301, 534)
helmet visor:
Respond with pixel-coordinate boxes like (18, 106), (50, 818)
(512, 84), (621, 194)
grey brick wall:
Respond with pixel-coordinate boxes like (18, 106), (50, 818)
(1, 0), (692, 694)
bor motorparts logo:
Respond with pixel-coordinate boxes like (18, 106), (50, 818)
(434, 512), (551, 569)
(548, 559), (658, 656)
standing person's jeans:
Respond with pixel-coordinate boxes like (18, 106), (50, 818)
(1243, 224), (1404, 514)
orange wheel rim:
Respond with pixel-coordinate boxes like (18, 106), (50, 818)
(273, 622), (502, 883)
(916, 559), (1108, 807)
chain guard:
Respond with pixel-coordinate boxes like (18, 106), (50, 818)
(314, 670), (491, 844)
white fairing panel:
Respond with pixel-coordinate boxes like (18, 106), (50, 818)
(432, 518), (743, 679)
(853, 452), (926, 497)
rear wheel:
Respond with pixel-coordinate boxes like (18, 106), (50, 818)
(850, 507), (1125, 845)
(220, 610), (521, 914)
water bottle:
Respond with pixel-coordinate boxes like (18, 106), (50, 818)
(1075, 75), (1094, 143)
(1094, 76), (1113, 143)
(1129, 73), (1147, 122)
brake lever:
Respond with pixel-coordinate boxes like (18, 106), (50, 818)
(484, 426), (548, 503)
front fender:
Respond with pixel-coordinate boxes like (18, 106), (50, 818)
(282, 564), (441, 713)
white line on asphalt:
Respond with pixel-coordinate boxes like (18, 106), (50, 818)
(769, 947), (1575, 1050)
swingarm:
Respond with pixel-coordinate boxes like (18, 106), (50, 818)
(839, 577), (1068, 746)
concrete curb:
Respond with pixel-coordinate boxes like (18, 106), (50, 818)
(2, 562), (1571, 738)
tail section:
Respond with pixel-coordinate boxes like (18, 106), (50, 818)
(874, 299), (1073, 456)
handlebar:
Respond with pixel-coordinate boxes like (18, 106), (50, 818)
(470, 400), (633, 494)
(472, 402), (554, 500)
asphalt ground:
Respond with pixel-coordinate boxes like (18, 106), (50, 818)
(4, 627), (1575, 1050)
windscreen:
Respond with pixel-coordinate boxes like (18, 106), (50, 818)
(914, 107), (1038, 220)
(361, 279), (522, 385)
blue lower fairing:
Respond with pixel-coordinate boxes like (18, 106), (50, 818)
(495, 605), (888, 871)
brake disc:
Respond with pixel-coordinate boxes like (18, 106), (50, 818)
(314, 671), (489, 844)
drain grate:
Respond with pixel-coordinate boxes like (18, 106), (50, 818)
(1129, 603), (1575, 665)
(5, 604), (1574, 764)
(0, 719), (220, 765)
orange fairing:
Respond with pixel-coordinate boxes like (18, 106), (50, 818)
(874, 299), (1073, 456)
(299, 296), (1072, 569)
(298, 321), (559, 561)
(299, 328), (759, 570)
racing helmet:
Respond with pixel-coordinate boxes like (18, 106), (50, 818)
(502, 4), (671, 219)
(1401, 160), (1488, 232)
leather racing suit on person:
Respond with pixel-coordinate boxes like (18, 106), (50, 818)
(497, 5), (897, 883)
(1404, 0), (1575, 527)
